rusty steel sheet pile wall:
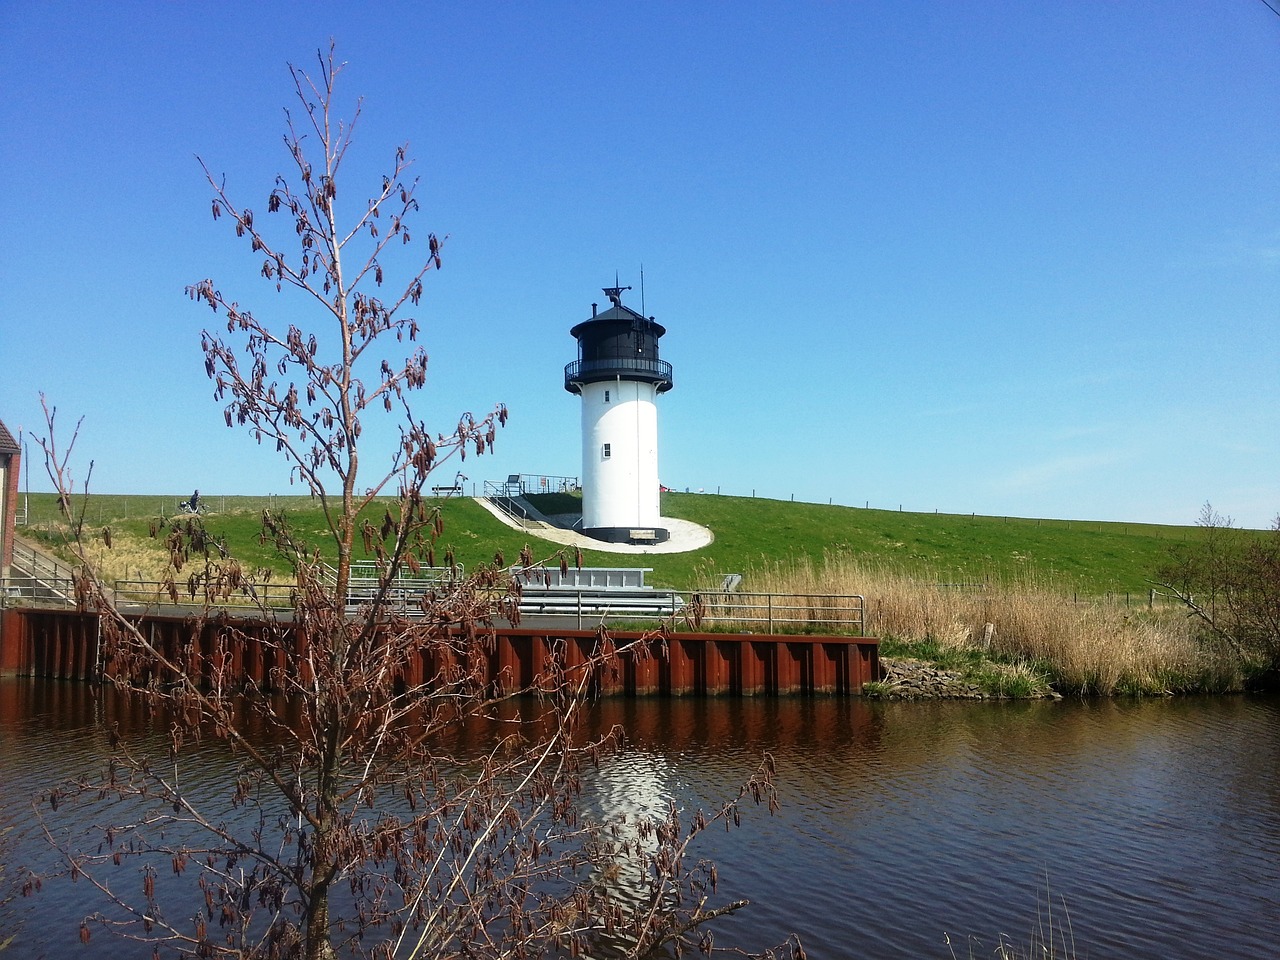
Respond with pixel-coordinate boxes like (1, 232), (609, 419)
(0, 609), (879, 696)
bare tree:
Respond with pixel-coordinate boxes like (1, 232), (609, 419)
(1156, 503), (1280, 684)
(32, 44), (781, 960)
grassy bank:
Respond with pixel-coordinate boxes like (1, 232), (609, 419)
(743, 552), (1237, 696)
(17, 490), (1233, 694)
(18, 490), (1198, 595)
(656, 492), (1194, 595)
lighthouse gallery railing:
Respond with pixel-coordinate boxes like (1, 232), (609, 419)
(563, 357), (673, 387)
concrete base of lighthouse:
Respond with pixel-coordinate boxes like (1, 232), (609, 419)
(582, 525), (671, 545)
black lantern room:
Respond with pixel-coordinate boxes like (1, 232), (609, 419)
(564, 286), (673, 395)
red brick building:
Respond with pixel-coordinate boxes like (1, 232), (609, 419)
(0, 418), (20, 582)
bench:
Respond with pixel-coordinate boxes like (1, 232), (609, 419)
(628, 529), (658, 542)
(430, 485), (463, 495)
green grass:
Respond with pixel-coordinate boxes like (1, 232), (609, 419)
(657, 492), (1192, 594)
(18, 490), (1200, 595)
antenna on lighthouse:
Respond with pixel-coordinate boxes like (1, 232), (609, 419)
(640, 264), (645, 317)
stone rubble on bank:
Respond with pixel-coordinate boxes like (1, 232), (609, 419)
(870, 657), (984, 700)
(868, 657), (1062, 701)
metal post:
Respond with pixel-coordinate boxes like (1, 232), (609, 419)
(90, 617), (103, 682)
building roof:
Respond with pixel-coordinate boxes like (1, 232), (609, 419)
(0, 418), (18, 455)
(569, 302), (667, 340)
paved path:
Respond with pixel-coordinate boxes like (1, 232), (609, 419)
(474, 499), (714, 555)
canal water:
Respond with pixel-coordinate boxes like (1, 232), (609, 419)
(2, 679), (1278, 958)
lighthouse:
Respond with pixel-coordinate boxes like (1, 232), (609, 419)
(564, 284), (673, 543)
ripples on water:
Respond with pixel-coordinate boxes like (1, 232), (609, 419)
(576, 697), (1280, 959)
(3, 681), (1279, 959)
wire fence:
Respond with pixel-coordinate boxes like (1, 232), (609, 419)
(16, 494), (294, 529)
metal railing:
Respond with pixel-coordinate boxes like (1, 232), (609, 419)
(481, 483), (542, 527)
(111, 578), (299, 609)
(506, 474), (579, 496)
(1, 575), (79, 607)
(344, 561), (465, 614)
(515, 567), (651, 589)
(2, 576), (866, 635)
(483, 479), (527, 506)
(679, 591), (865, 636)
(2, 546), (866, 636)
(515, 587), (685, 628)
(5, 540), (77, 605)
(564, 357), (673, 389)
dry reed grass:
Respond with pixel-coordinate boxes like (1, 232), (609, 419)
(743, 550), (1235, 694)
(35, 523), (173, 585)
(84, 537), (173, 584)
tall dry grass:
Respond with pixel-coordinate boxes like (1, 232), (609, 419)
(30, 523), (174, 585)
(742, 551), (1236, 694)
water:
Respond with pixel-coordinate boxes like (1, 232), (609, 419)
(3, 680), (1278, 958)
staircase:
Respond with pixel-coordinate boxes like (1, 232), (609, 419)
(5, 537), (76, 604)
(481, 479), (558, 530)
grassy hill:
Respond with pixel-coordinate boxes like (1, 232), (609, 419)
(655, 493), (1193, 594)
(18, 490), (1198, 595)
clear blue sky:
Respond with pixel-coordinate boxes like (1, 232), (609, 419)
(2, 1), (1277, 527)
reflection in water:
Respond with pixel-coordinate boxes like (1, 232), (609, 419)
(579, 697), (1280, 959)
(3, 680), (1279, 959)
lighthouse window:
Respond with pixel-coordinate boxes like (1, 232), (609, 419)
(604, 390), (610, 403)
(602, 443), (612, 460)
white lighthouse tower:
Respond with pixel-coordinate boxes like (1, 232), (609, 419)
(564, 284), (673, 544)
